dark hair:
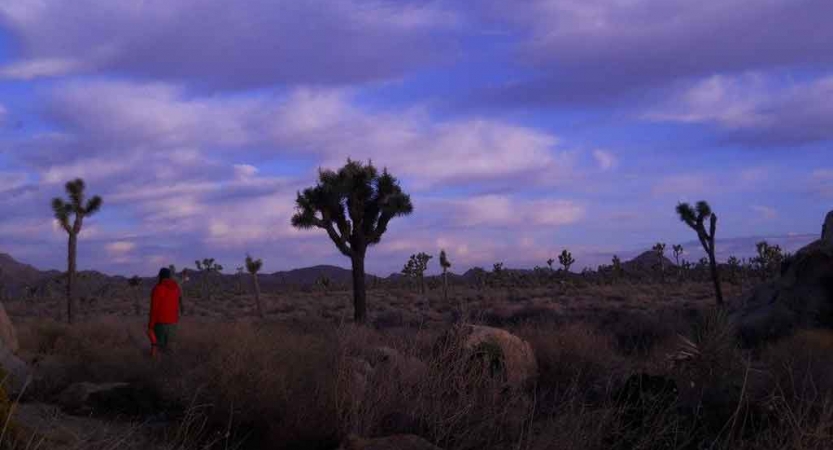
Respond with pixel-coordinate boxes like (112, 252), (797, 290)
(158, 267), (172, 280)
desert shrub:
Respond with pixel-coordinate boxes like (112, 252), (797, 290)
(604, 309), (689, 356)
(520, 323), (624, 406)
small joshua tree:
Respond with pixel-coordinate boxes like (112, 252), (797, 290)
(245, 254), (264, 319)
(52, 178), (103, 324)
(403, 253), (432, 294)
(440, 249), (451, 303)
(291, 159), (413, 324)
(546, 258), (555, 272)
(672, 244), (684, 280)
(676, 201), (724, 306)
(195, 258), (223, 300)
(653, 242), (667, 283)
(612, 255), (623, 282)
(128, 275), (142, 315)
(558, 249), (575, 273)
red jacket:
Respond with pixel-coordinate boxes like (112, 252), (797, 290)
(149, 279), (180, 328)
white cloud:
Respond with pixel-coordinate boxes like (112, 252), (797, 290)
(592, 149), (617, 171)
(751, 205), (777, 220)
(453, 195), (585, 227)
(0, 57), (86, 79)
(106, 241), (136, 254)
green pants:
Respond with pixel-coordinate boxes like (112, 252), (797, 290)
(154, 323), (177, 351)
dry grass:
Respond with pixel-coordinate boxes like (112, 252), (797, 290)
(3, 281), (832, 449)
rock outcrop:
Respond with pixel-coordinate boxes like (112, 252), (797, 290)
(735, 210), (833, 344)
(0, 301), (28, 394)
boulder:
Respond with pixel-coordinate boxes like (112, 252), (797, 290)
(734, 211), (833, 344)
(437, 325), (537, 389)
(0, 302), (28, 395)
(339, 434), (442, 450)
(0, 302), (19, 353)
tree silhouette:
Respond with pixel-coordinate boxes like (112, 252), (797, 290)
(558, 249), (575, 272)
(128, 275), (142, 316)
(440, 249), (452, 303)
(195, 258), (223, 300)
(291, 160), (413, 324)
(51, 178), (102, 324)
(652, 242), (667, 283)
(245, 254), (264, 318)
(676, 201), (723, 305)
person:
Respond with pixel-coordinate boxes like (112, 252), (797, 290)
(148, 267), (181, 357)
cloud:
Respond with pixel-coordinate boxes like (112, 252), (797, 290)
(0, 57), (87, 79)
(645, 74), (833, 145)
(0, 104), (6, 125)
(751, 205), (777, 220)
(451, 195), (585, 227)
(592, 149), (617, 171)
(35, 80), (574, 190)
(0, 0), (460, 89)
(471, 0), (833, 106)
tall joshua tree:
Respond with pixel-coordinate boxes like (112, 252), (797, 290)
(52, 178), (102, 324)
(291, 160), (413, 324)
(440, 249), (452, 303)
(676, 201), (723, 306)
(245, 254), (264, 319)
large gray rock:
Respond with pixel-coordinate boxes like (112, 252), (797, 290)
(823, 210), (833, 245)
(436, 325), (537, 390)
(735, 211), (833, 344)
(339, 434), (442, 450)
(0, 302), (18, 353)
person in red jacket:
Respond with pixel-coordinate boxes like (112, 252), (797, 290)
(148, 267), (181, 356)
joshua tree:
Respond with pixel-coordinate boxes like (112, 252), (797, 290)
(546, 258), (555, 272)
(291, 159), (413, 324)
(672, 244), (684, 280)
(677, 201), (723, 305)
(128, 275), (142, 315)
(245, 254), (264, 319)
(51, 178), (103, 324)
(195, 258), (224, 300)
(611, 255), (623, 283)
(412, 252), (432, 294)
(558, 249), (575, 273)
(653, 242), (667, 283)
(316, 275), (332, 292)
(440, 249), (451, 302)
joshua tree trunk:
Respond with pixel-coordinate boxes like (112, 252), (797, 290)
(66, 232), (77, 324)
(442, 270), (448, 303)
(708, 253), (723, 305)
(351, 253), (367, 324)
(252, 273), (263, 319)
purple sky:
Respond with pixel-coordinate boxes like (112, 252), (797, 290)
(0, 0), (830, 276)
